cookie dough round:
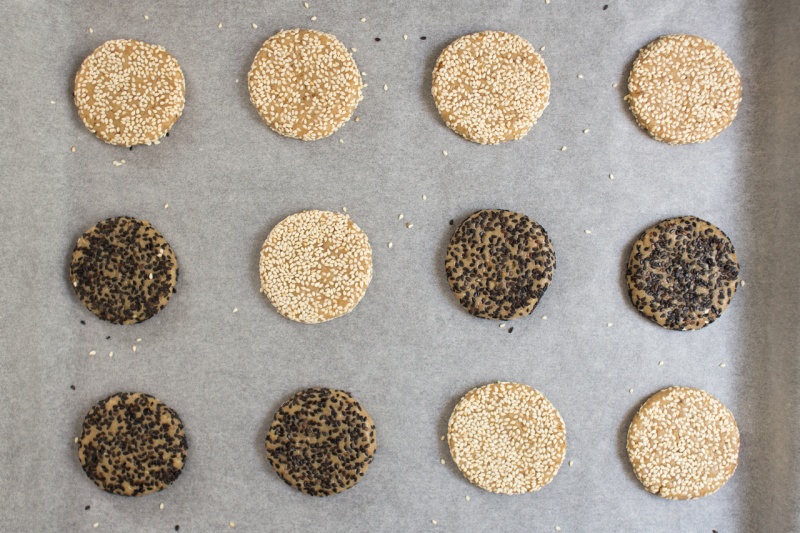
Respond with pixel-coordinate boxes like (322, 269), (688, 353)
(70, 216), (179, 325)
(259, 210), (372, 324)
(627, 216), (739, 330)
(448, 382), (566, 494)
(74, 39), (186, 146)
(446, 209), (555, 320)
(265, 388), (376, 496)
(248, 29), (363, 141)
(627, 34), (742, 145)
(627, 387), (739, 500)
(432, 31), (550, 145)
(78, 392), (188, 496)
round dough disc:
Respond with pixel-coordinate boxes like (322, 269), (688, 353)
(446, 209), (555, 320)
(432, 31), (550, 144)
(248, 29), (363, 141)
(627, 387), (740, 499)
(627, 34), (742, 144)
(448, 382), (566, 494)
(265, 388), (376, 496)
(74, 39), (186, 146)
(259, 210), (373, 324)
(626, 216), (739, 330)
(70, 216), (179, 325)
(78, 392), (188, 496)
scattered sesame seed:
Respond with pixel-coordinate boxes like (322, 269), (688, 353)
(89, 350), (96, 356)
(164, 203), (169, 209)
(740, 280), (746, 286)
(303, 1), (309, 7)
(466, 495), (471, 501)
(144, 15), (149, 20)
(406, 222), (413, 229)
(351, 47), (357, 52)
(545, 0), (550, 3)
(609, 173), (615, 180)
(583, 129), (589, 133)
(584, 229), (592, 234)
(75, 437), (79, 444)
(431, 520), (437, 525)
(658, 361), (665, 366)
(440, 459), (445, 464)
(398, 214), (404, 220)
(422, 194), (427, 201)
(388, 242), (393, 249)
(568, 461), (573, 466)
(540, 45), (546, 51)
(159, 503), (164, 510)
(720, 363), (727, 368)
(230, 523), (236, 529)
(217, 22), (222, 29)
(360, 17), (366, 22)
(354, 116), (360, 122)
(233, 308), (238, 313)
(252, 23), (258, 29)
(578, 74), (584, 79)
(442, 150), (448, 156)
(132, 346), (137, 352)
(560, 146), (567, 151)
(629, 388), (634, 394)
(499, 323), (505, 328)
(440, 435), (445, 441)
(342, 206), (347, 212)
(71, 146), (76, 152)
(136, 338), (142, 343)
(403, 34), (408, 41)
(112, 160), (125, 167)
(556, 527), (561, 532)
(542, 315), (548, 320)
(310, 16), (317, 21)
(109, 352), (113, 358)
(93, 523), (99, 529)
(88, 28), (93, 33)
(339, 138), (344, 144)
(383, 84), (388, 91)
(612, 83), (618, 88)
(50, 100), (56, 105)
(149, 273), (154, 280)
(607, 322), (613, 327)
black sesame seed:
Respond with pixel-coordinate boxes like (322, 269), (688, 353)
(420, 36), (427, 40)
(80, 320), (86, 325)
(449, 219), (454, 225)
(603, 4), (609, 9)
(374, 37), (381, 42)
(508, 327), (514, 333)
(85, 505), (90, 511)
(71, 385), (76, 390)
(175, 526), (180, 531)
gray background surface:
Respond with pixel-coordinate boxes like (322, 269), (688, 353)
(1, 0), (799, 531)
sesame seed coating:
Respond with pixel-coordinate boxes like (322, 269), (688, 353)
(70, 216), (179, 325)
(627, 387), (739, 500)
(78, 392), (188, 497)
(74, 40), (186, 147)
(446, 209), (555, 320)
(259, 210), (372, 324)
(448, 382), (566, 494)
(248, 29), (363, 141)
(266, 388), (376, 496)
(432, 31), (550, 145)
(626, 216), (739, 331)
(627, 34), (742, 145)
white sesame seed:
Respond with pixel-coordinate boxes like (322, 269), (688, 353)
(584, 229), (592, 234)
(93, 524), (99, 529)
(609, 173), (615, 180)
(88, 28), (93, 33)
(50, 100), (56, 105)
(658, 361), (665, 366)
(74, 437), (79, 444)
(440, 435), (445, 441)
(109, 351), (113, 358)
(431, 520), (437, 525)
(217, 22), (222, 29)
(466, 495), (470, 501)
(612, 83), (618, 88)
(112, 160), (125, 167)
(388, 242), (393, 249)
(342, 206), (347, 212)
(545, 0), (550, 3)
(149, 273), (154, 280)
(403, 34), (408, 41)
(583, 129), (589, 133)
(578, 74), (584, 79)
(351, 47), (357, 52)
(383, 84), (388, 91)
(310, 15), (317, 20)
(144, 15), (149, 20)
(398, 214), (404, 220)
(422, 194), (427, 201)
(540, 45), (546, 51)
(233, 308), (238, 313)
(136, 338), (142, 343)
(442, 150), (448, 156)
(568, 461), (573, 466)
(499, 323), (505, 328)
(303, 1), (309, 7)
(339, 138), (344, 144)
(740, 280), (746, 286)
(164, 203), (169, 209)
(89, 350), (96, 356)
(560, 146), (567, 151)
(629, 388), (634, 394)
(71, 146), (76, 153)
(542, 315), (548, 320)
(354, 116), (360, 122)
(607, 322), (613, 327)
(555, 527), (561, 532)
(230, 523), (235, 529)
(159, 503), (164, 510)
(440, 459), (445, 464)
(360, 17), (366, 22)
(252, 23), (258, 28)
(720, 363), (726, 368)
(132, 346), (137, 352)
(406, 222), (413, 229)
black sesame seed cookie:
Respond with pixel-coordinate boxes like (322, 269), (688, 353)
(265, 388), (376, 496)
(445, 209), (555, 320)
(78, 392), (188, 496)
(626, 216), (739, 330)
(70, 216), (179, 325)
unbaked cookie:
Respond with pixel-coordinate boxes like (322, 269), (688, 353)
(627, 387), (739, 499)
(70, 216), (179, 325)
(446, 209), (555, 320)
(259, 210), (372, 324)
(78, 392), (187, 496)
(627, 216), (739, 330)
(265, 388), (376, 496)
(432, 31), (550, 144)
(248, 29), (363, 140)
(626, 34), (742, 144)
(448, 382), (566, 494)
(74, 39), (186, 146)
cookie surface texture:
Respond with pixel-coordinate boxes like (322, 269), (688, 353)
(448, 382), (566, 494)
(432, 30), (550, 144)
(259, 210), (373, 324)
(70, 216), (179, 325)
(74, 39), (186, 146)
(446, 209), (555, 320)
(627, 34), (742, 144)
(627, 215), (739, 330)
(265, 388), (376, 496)
(627, 386), (740, 500)
(248, 28), (363, 140)
(78, 392), (188, 496)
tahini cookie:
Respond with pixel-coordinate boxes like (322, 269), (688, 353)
(626, 216), (739, 330)
(626, 34), (742, 144)
(259, 210), (372, 324)
(448, 382), (566, 494)
(627, 387), (739, 499)
(78, 392), (188, 496)
(446, 209), (555, 320)
(248, 29), (363, 140)
(74, 39), (186, 146)
(70, 216), (178, 325)
(432, 31), (550, 144)
(265, 388), (376, 496)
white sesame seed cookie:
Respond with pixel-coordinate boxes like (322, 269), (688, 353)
(259, 210), (373, 324)
(448, 382), (566, 494)
(627, 387), (740, 500)
(432, 31), (550, 145)
(626, 34), (742, 145)
(74, 39), (186, 147)
(248, 29), (363, 141)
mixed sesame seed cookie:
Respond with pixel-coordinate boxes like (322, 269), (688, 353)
(78, 392), (188, 496)
(626, 216), (739, 330)
(259, 210), (372, 324)
(432, 31), (550, 145)
(627, 387), (739, 500)
(626, 34), (742, 145)
(446, 209), (555, 320)
(265, 388), (376, 496)
(74, 39), (186, 146)
(70, 216), (179, 325)
(448, 382), (566, 494)
(248, 29), (363, 141)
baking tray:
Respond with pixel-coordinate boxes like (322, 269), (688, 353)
(1, 0), (798, 531)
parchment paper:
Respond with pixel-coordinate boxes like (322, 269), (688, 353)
(1, 0), (798, 531)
